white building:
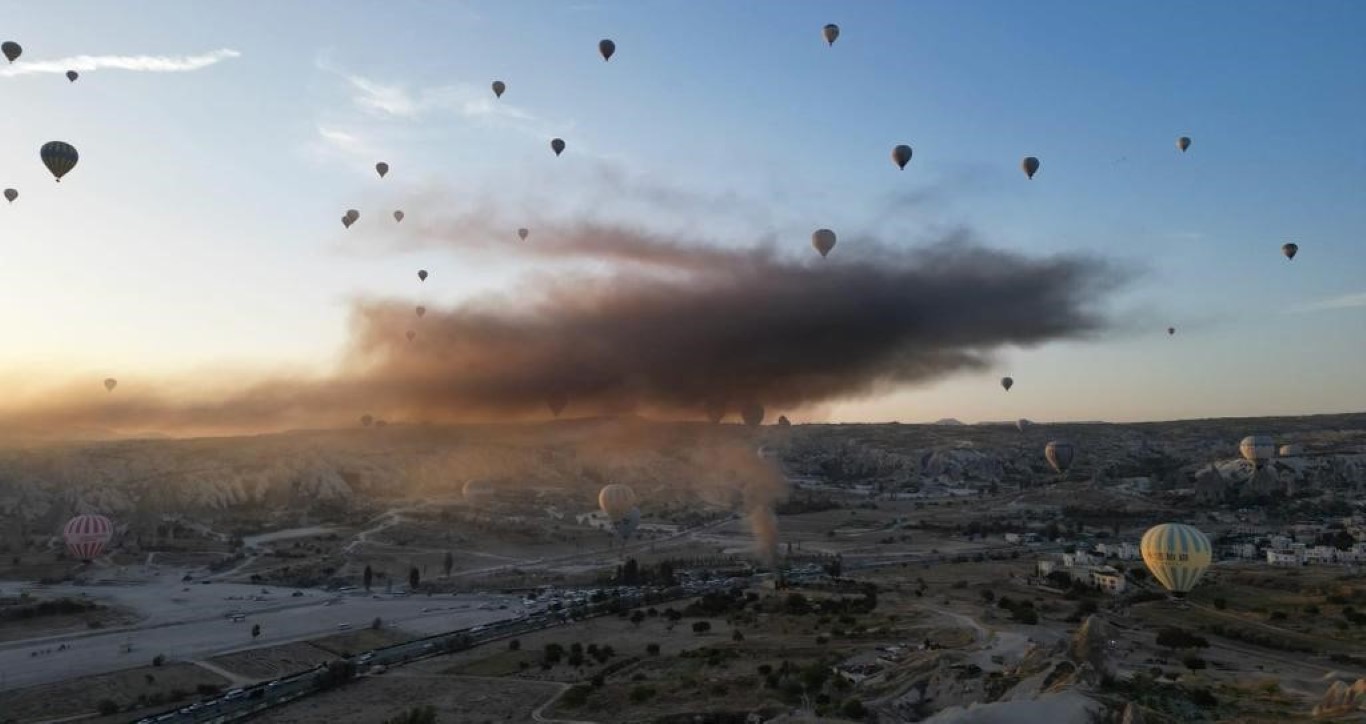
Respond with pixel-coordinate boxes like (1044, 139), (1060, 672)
(1063, 550), (1098, 568)
(1090, 567), (1128, 594)
(1306, 546), (1338, 564)
(1094, 541), (1139, 560)
(1005, 533), (1023, 544)
(1266, 550), (1300, 566)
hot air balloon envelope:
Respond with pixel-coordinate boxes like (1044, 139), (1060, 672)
(811, 229), (836, 258)
(1177, 136), (1191, 152)
(598, 39), (616, 61)
(492, 80), (506, 98)
(822, 24), (840, 46)
(2, 41), (21, 63)
(1141, 523), (1211, 597)
(892, 144), (912, 169)
(551, 138), (566, 156)
(63, 514), (113, 562)
(375, 162), (389, 178)
(1239, 435), (1275, 465)
(1045, 440), (1075, 474)
(41, 141), (79, 182)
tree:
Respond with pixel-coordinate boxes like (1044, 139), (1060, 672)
(97, 700), (119, 716)
(1213, 597), (1228, 610)
(630, 610), (645, 627)
(692, 621), (712, 635)
(408, 567), (420, 591)
(732, 629), (745, 642)
(1155, 627), (1209, 650)
(380, 705), (437, 724)
(646, 643), (660, 655)
(622, 558), (640, 585)
(363, 565), (373, 591)
(252, 623), (261, 639)
(152, 654), (166, 667)
(443, 551), (453, 577)
(372, 617), (383, 630)
(842, 699), (867, 719)
(509, 638), (521, 651)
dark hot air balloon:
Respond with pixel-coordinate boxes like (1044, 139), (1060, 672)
(892, 144), (912, 170)
(551, 138), (566, 156)
(417, 269), (428, 282)
(492, 80), (506, 98)
(1021, 156), (1040, 180)
(822, 24), (840, 46)
(66, 70), (78, 82)
(41, 141), (79, 182)
(598, 39), (616, 61)
(2, 41), (21, 63)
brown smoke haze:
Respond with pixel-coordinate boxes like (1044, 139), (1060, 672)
(0, 218), (1125, 439)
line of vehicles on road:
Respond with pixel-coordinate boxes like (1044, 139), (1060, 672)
(130, 580), (740, 724)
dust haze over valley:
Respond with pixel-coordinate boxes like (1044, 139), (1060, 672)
(3, 2), (1365, 723)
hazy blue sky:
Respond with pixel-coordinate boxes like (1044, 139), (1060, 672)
(1, 1), (1363, 424)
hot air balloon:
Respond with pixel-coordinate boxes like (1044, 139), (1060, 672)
(1021, 156), (1040, 180)
(704, 399), (726, 424)
(103, 378), (117, 392)
(1044, 440), (1074, 474)
(66, 70), (78, 83)
(415, 305), (426, 318)
(1140, 523), (1211, 598)
(551, 138), (566, 156)
(740, 402), (765, 428)
(1278, 443), (1303, 457)
(3, 188), (16, 203)
(63, 514), (113, 562)
(417, 269), (428, 282)
(406, 330), (416, 342)
(518, 228), (529, 241)
(393, 210), (404, 223)
(1000, 376), (1013, 392)
(1016, 418), (1031, 432)
(463, 479), (495, 502)
(375, 419), (389, 428)
(375, 162), (389, 178)
(822, 24), (840, 46)
(342, 209), (359, 229)
(598, 484), (639, 540)
(1282, 243), (1298, 260)
(1167, 327), (1176, 336)
(777, 415), (791, 428)
(1176, 136), (1191, 153)
(599, 39), (616, 61)
(1239, 435), (1275, 468)
(361, 414), (374, 427)
(2, 41), (21, 63)
(892, 144), (912, 170)
(40, 141), (79, 182)
(492, 80), (506, 98)
(547, 391), (568, 418)
(811, 228), (836, 258)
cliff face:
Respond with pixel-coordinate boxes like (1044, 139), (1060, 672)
(1314, 678), (1366, 718)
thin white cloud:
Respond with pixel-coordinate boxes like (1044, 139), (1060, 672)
(309, 125), (384, 167)
(0, 49), (240, 77)
(1292, 292), (1366, 313)
(316, 59), (563, 140)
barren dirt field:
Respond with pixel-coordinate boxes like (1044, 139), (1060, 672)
(0, 662), (229, 723)
(251, 671), (557, 724)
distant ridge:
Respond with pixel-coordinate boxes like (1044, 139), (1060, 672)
(932, 418), (965, 426)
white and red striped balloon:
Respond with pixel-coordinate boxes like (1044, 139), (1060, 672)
(63, 514), (113, 561)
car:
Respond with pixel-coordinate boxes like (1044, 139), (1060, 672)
(358, 653), (375, 663)
(267, 681), (282, 689)
(337, 623), (351, 630)
(224, 688), (245, 699)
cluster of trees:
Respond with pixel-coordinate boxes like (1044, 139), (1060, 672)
(995, 596), (1039, 625)
(381, 706), (437, 724)
(541, 641), (617, 669)
(614, 558), (676, 586)
(0, 597), (99, 621)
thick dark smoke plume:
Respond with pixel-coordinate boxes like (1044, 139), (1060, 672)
(2, 220), (1124, 436)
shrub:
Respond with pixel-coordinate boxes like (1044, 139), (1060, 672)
(646, 643), (660, 655)
(1212, 597), (1228, 610)
(560, 685), (591, 708)
(509, 638), (521, 651)
(97, 700), (119, 716)
(629, 685), (657, 703)
(152, 654), (166, 667)
(842, 699), (867, 718)
(1183, 656), (1207, 670)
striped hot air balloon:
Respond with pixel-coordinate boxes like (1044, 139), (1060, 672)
(598, 484), (640, 541)
(1140, 523), (1211, 598)
(63, 514), (113, 562)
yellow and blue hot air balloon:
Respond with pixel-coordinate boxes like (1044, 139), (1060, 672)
(1141, 523), (1211, 598)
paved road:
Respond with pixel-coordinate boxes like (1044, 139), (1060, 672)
(0, 581), (522, 692)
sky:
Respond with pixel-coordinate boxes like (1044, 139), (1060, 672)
(0, 0), (1363, 431)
